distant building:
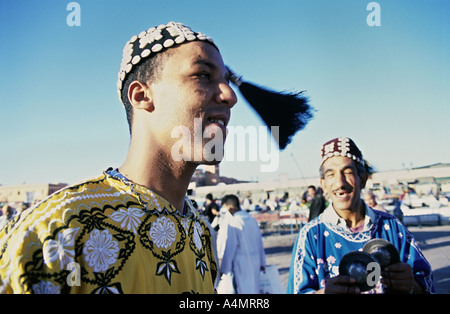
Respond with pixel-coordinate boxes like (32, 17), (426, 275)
(190, 165), (247, 188)
(0, 183), (68, 204)
(368, 163), (450, 196)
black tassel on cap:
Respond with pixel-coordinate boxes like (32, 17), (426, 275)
(228, 68), (314, 150)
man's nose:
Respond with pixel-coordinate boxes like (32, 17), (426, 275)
(216, 82), (237, 108)
(335, 172), (349, 187)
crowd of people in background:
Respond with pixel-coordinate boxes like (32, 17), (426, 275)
(0, 203), (30, 229)
(196, 185), (398, 225)
(194, 193), (266, 294)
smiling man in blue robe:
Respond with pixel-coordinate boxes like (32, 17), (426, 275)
(287, 137), (433, 294)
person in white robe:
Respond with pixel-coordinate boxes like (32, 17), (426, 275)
(216, 194), (266, 294)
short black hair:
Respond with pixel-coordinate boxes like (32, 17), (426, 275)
(120, 50), (173, 135)
(221, 194), (240, 210)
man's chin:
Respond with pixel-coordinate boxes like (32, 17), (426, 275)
(330, 199), (353, 212)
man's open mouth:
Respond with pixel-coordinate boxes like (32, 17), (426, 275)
(207, 118), (226, 126)
(333, 189), (352, 201)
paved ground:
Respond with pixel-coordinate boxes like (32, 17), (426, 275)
(409, 225), (450, 293)
(262, 224), (450, 294)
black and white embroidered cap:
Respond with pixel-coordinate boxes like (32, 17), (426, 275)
(117, 21), (216, 102)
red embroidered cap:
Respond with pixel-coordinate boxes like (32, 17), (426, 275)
(320, 137), (365, 166)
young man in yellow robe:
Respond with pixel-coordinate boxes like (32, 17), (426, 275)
(0, 22), (237, 294)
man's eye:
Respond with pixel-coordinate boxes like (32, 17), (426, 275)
(196, 72), (210, 79)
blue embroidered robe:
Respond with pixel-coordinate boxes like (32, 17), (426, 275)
(287, 204), (434, 294)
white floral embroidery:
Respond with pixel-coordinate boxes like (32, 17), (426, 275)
(142, 192), (162, 212)
(110, 207), (144, 234)
(180, 217), (190, 233)
(83, 229), (120, 272)
(327, 255), (336, 264)
(149, 216), (177, 249)
(324, 231), (329, 237)
(384, 223), (390, 231)
(335, 242), (342, 249)
(193, 221), (203, 250)
(32, 281), (61, 294)
(320, 279), (326, 288)
(43, 227), (80, 270)
(331, 265), (339, 276)
(323, 142), (335, 155)
(338, 137), (351, 155)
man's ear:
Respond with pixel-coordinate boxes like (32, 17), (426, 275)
(320, 178), (326, 194)
(127, 80), (154, 112)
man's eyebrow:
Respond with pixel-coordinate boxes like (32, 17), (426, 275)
(192, 59), (217, 69)
(323, 164), (355, 174)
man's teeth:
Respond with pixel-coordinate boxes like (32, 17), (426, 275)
(209, 118), (225, 126)
(335, 191), (350, 198)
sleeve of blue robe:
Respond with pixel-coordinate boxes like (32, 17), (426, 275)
(287, 227), (319, 294)
(382, 218), (434, 293)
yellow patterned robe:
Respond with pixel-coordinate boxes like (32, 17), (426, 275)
(0, 172), (217, 294)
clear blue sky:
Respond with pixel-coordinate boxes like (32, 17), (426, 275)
(1, 0), (449, 186)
